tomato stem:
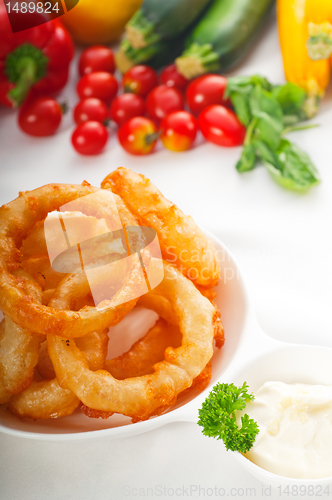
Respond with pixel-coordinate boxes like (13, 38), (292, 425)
(145, 131), (160, 145)
(60, 102), (69, 115)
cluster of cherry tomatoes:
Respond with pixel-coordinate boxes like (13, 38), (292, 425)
(71, 45), (117, 154)
(17, 45), (247, 156)
(72, 47), (246, 155)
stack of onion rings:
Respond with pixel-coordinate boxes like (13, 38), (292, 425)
(0, 169), (224, 423)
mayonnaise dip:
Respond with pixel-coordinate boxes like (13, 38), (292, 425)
(238, 381), (332, 479)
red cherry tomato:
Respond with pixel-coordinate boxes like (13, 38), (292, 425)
(118, 117), (158, 155)
(198, 105), (246, 147)
(77, 72), (118, 103)
(122, 65), (158, 98)
(160, 111), (197, 152)
(73, 98), (109, 125)
(160, 64), (189, 91)
(18, 97), (62, 137)
(71, 121), (108, 155)
(110, 93), (145, 126)
(146, 85), (184, 123)
(186, 74), (229, 115)
(79, 45), (115, 76)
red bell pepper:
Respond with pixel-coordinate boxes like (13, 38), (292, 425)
(0, 1), (74, 107)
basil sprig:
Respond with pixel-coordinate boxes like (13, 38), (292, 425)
(225, 77), (320, 192)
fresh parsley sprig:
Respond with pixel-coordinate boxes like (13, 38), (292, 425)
(197, 382), (259, 453)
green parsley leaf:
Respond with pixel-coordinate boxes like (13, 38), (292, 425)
(197, 382), (259, 453)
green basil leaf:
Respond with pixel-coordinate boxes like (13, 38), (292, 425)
(226, 75), (271, 95)
(254, 114), (283, 149)
(249, 86), (283, 149)
(236, 143), (257, 172)
(272, 82), (307, 124)
(251, 75), (272, 91)
(229, 92), (252, 127)
(253, 139), (279, 166)
(264, 139), (320, 191)
(226, 75), (272, 126)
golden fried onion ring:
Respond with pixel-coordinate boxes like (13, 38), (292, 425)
(9, 279), (110, 420)
(138, 286), (224, 349)
(106, 318), (182, 379)
(82, 319), (213, 420)
(8, 256), (120, 420)
(101, 167), (220, 287)
(8, 330), (109, 419)
(10, 294), (178, 420)
(0, 272), (44, 404)
(8, 379), (80, 420)
(0, 184), (148, 337)
(48, 260), (216, 421)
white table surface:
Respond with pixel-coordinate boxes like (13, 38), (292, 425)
(1, 17), (332, 500)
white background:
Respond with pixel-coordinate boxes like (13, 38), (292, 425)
(1, 14), (332, 500)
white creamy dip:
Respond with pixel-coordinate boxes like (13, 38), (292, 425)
(239, 381), (332, 479)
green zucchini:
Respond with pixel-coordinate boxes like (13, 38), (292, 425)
(116, 36), (186, 73)
(115, 39), (163, 73)
(126, 0), (212, 49)
(176, 0), (275, 79)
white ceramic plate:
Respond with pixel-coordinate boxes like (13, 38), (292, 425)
(0, 231), (247, 440)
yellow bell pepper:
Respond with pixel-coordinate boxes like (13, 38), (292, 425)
(277, 0), (331, 102)
(61, 0), (143, 45)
